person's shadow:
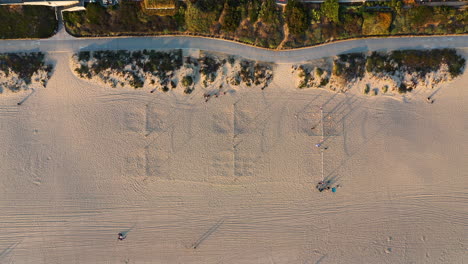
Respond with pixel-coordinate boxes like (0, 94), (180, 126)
(118, 224), (136, 240)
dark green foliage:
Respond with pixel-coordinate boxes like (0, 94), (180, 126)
(91, 50), (131, 74)
(333, 53), (366, 81)
(194, 0), (221, 12)
(0, 52), (50, 85)
(237, 60), (272, 88)
(408, 6), (433, 27)
(181, 75), (193, 87)
(248, 0), (261, 22)
(129, 72), (144, 88)
(382, 85), (388, 93)
(364, 84), (370, 94)
(367, 49), (466, 78)
(85, 3), (109, 25)
(221, 1), (242, 32)
(398, 83), (408, 94)
(0, 6), (56, 39)
(78, 51), (91, 62)
(316, 67), (324, 76)
(228, 56), (236, 65)
(320, 78), (329, 87)
(75, 64), (91, 79)
(285, 0), (309, 35)
(78, 49), (183, 89)
(258, 0), (280, 24)
(240, 60), (254, 86)
(199, 56), (221, 82)
(321, 0), (340, 23)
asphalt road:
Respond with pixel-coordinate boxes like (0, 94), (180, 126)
(0, 34), (467, 63)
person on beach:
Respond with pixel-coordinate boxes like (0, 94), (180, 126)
(118, 233), (126, 240)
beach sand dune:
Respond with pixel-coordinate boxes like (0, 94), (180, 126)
(0, 51), (466, 263)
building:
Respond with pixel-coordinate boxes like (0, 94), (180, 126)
(0, 0), (79, 6)
(0, 0), (86, 11)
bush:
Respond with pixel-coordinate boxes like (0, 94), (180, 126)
(220, 1), (242, 32)
(0, 52), (49, 84)
(185, 1), (220, 33)
(321, 0), (340, 23)
(259, 0), (279, 24)
(362, 12), (392, 35)
(78, 51), (91, 62)
(199, 56), (221, 82)
(184, 87), (194, 94)
(382, 85), (388, 93)
(364, 84), (370, 94)
(408, 6), (433, 27)
(285, 0), (309, 35)
(315, 67), (324, 76)
(181, 75), (193, 87)
(320, 78), (329, 87)
(0, 6), (56, 39)
(366, 49), (465, 79)
(333, 53), (366, 81)
(85, 3), (108, 25)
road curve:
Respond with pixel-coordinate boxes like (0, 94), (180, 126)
(0, 35), (467, 63)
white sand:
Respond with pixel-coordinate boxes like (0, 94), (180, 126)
(0, 50), (466, 263)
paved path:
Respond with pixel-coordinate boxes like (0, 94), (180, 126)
(0, 34), (467, 63)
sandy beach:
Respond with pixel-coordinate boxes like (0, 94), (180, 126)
(0, 48), (467, 263)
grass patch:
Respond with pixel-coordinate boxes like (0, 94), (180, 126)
(0, 6), (56, 39)
(362, 12), (392, 35)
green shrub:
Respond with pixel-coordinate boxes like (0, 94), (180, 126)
(382, 85), (388, 93)
(259, 0), (279, 24)
(321, 0), (340, 23)
(0, 52), (49, 84)
(362, 12), (392, 35)
(320, 78), (329, 87)
(315, 67), (324, 76)
(185, 1), (220, 33)
(85, 3), (108, 25)
(220, 1), (242, 32)
(181, 75), (193, 87)
(285, 0), (309, 35)
(78, 51), (91, 62)
(364, 84), (370, 94)
(333, 53), (366, 81)
(184, 87), (194, 94)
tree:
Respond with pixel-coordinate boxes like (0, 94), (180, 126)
(285, 0), (308, 35)
(221, 1), (241, 32)
(259, 0), (278, 24)
(321, 0), (340, 23)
